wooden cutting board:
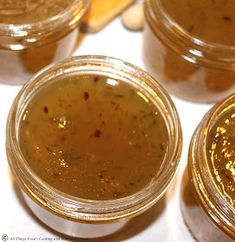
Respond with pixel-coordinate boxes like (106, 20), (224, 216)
(82, 0), (135, 33)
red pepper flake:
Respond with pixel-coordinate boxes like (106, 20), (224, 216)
(43, 106), (49, 114)
(94, 76), (100, 83)
(45, 146), (53, 152)
(98, 174), (104, 178)
(94, 129), (102, 138)
(84, 92), (89, 100)
(222, 16), (232, 21)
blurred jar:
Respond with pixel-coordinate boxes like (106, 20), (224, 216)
(181, 94), (235, 241)
(6, 55), (182, 238)
(0, 0), (89, 84)
(143, 0), (235, 103)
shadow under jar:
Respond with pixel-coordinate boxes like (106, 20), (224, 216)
(143, 0), (235, 103)
(181, 94), (235, 241)
(0, 0), (89, 84)
(6, 55), (182, 238)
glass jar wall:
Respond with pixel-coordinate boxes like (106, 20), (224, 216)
(143, 0), (235, 103)
(181, 94), (235, 241)
(0, 0), (89, 84)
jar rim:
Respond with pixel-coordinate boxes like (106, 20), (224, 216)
(144, 0), (235, 67)
(0, 0), (89, 50)
(6, 55), (182, 223)
(190, 93), (235, 238)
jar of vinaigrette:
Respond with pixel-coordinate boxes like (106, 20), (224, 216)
(143, 0), (235, 102)
(0, 0), (89, 84)
(6, 55), (182, 238)
(181, 94), (235, 241)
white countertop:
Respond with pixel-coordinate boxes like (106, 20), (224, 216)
(0, 17), (212, 242)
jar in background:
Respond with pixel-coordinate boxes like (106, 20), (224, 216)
(181, 94), (235, 241)
(0, 0), (89, 84)
(6, 55), (182, 238)
(143, 0), (235, 103)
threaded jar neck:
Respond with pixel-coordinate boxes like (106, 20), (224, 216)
(0, 0), (89, 50)
(144, 0), (235, 70)
(189, 94), (235, 239)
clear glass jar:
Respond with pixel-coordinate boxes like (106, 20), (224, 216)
(6, 55), (182, 238)
(181, 94), (235, 242)
(0, 0), (89, 84)
(143, 0), (235, 103)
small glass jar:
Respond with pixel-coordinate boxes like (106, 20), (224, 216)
(6, 55), (182, 238)
(181, 94), (235, 242)
(0, 0), (89, 84)
(143, 0), (235, 103)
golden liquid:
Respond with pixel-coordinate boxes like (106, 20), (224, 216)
(161, 0), (235, 45)
(207, 108), (235, 207)
(19, 75), (168, 200)
(0, 0), (73, 24)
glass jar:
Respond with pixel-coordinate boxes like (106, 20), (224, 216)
(181, 94), (235, 242)
(143, 0), (235, 103)
(6, 55), (182, 238)
(0, 0), (89, 84)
